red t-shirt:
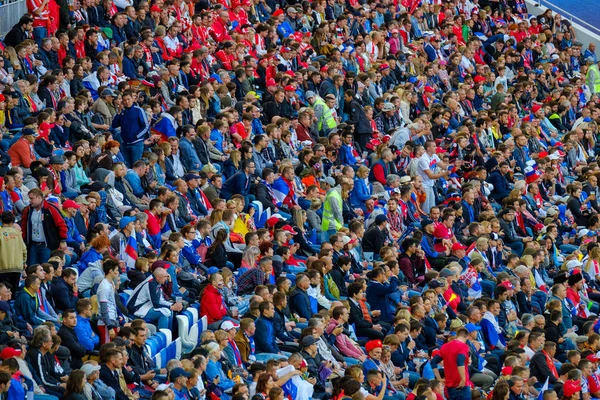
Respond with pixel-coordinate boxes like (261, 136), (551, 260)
(145, 210), (161, 236)
(433, 223), (453, 252)
(588, 374), (600, 395)
(438, 339), (471, 388)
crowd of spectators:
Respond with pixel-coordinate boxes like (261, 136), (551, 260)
(2, 0), (600, 400)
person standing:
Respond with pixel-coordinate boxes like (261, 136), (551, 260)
(344, 89), (372, 151)
(21, 188), (68, 265)
(417, 140), (449, 213)
(111, 89), (150, 168)
(431, 327), (473, 400)
(0, 212), (27, 298)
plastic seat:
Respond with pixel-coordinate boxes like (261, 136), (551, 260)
(166, 340), (177, 361)
(187, 307), (198, 325)
(158, 348), (168, 369)
(175, 338), (182, 359)
(159, 329), (172, 347)
(153, 353), (162, 369)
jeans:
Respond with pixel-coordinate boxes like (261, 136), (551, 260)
(508, 241), (524, 255)
(35, 394), (60, 400)
(321, 229), (337, 243)
(255, 352), (290, 362)
(33, 27), (48, 46)
(28, 243), (51, 265)
(144, 309), (173, 330)
(122, 142), (145, 168)
(447, 387), (471, 400)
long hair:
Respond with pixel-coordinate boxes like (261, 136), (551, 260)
(65, 369), (86, 395)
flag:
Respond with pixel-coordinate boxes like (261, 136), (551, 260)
(537, 377), (549, 400)
(151, 114), (177, 141)
(123, 235), (138, 270)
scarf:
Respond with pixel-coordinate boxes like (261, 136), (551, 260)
(482, 311), (501, 334)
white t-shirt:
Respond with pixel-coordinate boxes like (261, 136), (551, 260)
(417, 152), (441, 188)
(96, 278), (118, 326)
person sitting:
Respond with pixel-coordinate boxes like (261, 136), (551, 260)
(126, 267), (183, 330)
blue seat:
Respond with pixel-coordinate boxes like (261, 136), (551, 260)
(157, 348), (168, 369)
(119, 292), (130, 305)
(166, 341), (177, 361)
(146, 337), (160, 357)
(154, 332), (167, 349)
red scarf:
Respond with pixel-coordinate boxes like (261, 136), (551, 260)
(543, 351), (559, 379)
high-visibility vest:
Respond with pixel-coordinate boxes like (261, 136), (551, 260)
(322, 188), (343, 232)
(587, 64), (600, 94)
(312, 97), (337, 132)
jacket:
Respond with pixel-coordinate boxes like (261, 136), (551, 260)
(346, 99), (373, 135)
(488, 170), (512, 203)
(350, 178), (372, 208)
(73, 314), (99, 352)
(49, 277), (79, 312)
(363, 225), (387, 254)
(128, 343), (156, 378)
(179, 137), (202, 172)
(253, 182), (278, 212)
(99, 365), (129, 400)
(221, 170), (251, 200)
(200, 284), (227, 324)
(365, 276), (399, 322)
(254, 316), (279, 354)
(326, 319), (364, 359)
(0, 225), (27, 273)
(273, 307), (295, 342)
(398, 252), (424, 285)
(111, 104), (150, 144)
(348, 299), (373, 330)
(8, 137), (36, 168)
(14, 288), (45, 326)
(530, 350), (558, 384)
(289, 287), (312, 320)
(27, 347), (63, 388)
(234, 329), (252, 363)
(499, 218), (523, 244)
(58, 324), (87, 369)
(21, 200), (68, 251)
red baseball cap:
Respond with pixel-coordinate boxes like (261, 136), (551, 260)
(451, 242), (467, 252)
(499, 281), (514, 290)
(0, 347), (22, 360)
(266, 79), (277, 87)
(272, 9), (284, 16)
(284, 85), (296, 92)
(150, 5), (161, 12)
(62, 199), (81, 210)
(282, 225), (297, 234)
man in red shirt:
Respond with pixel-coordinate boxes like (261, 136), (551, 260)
(431, 327), (472, 400)
(144, 199), (168, 249)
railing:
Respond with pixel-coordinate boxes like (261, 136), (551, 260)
(0, 0), (27, 38)
(534, 0), (600, 37)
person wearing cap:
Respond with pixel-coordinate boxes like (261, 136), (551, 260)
(344, 89), (373, 151)
(21, 188), (68, 265)
(374, 102), (401, 136)
(363, 214), (389, 256)
(62, 198), (87, 254)
(90, 88), (118, 129)
(306, 90), (337, 136)
(7, 128), (38, 169)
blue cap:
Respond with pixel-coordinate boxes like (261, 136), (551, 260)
(588, 231), (597, 237)
(584, 117), (593, 122)
(408, 77), (418, 84)
(119, 216), (136, 230)
(207, 267), (219, 275)
(465, 323), (481, 333)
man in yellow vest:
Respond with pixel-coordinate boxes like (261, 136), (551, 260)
(586, 58), (600, 95)
(321, 176), (343, 243)
(306, 91), (337, 137)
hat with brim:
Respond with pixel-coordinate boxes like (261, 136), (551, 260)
(102, 27), (113, 39)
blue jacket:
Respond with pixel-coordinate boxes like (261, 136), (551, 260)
(74, 314), (100, 351)
(49, 277), (79, 313)
(350, 178), (372, 208)
(65, 215), (85, 247)
(289, 287), (312, 320)
(365, 276), (399, 322)
(205, 359), (235, 392)
(182, 240), (202, 266)
(122, 56), (143, 79)
(14, 288), (45, 326)
(255, 316), (279, 353)
(487, 170), (512, 203)
(339, 144), (357, 165)
(111, 105), (150, 145)
(79, 247), (104, 272)
(179, 137), (202, 172)
(125, 170), (144, 198)
(221, 170), (251, 200)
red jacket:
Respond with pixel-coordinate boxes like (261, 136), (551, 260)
(21, 200), (68, 251)
(200, 284), (227, 324)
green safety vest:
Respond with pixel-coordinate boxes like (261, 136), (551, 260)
(312, 97), (337, 131)
(322, 188), (343, 232)
(587, 64), (600, 94)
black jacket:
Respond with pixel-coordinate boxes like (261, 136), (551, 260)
(253, 182), (278, 212)
(100, 365), (129, 400)
(58, 324), (87, 369)
(127, 343), (156, 379)
(27, 347), (63, 388)
(348, 299), (373, 330)
(4, 25), (29, 48)
(345, 99), (373, 136)
(49, 277), (79, 313)
(329, 266), (347, 297)
(362, 225), (387, 254)
(530, 350), (558, 384)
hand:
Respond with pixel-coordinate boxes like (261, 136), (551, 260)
(27, 323), (33, 333)
(374, 324), (382, 331)
(307, 377), (317, 385)
(407, 340), (416, 350)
